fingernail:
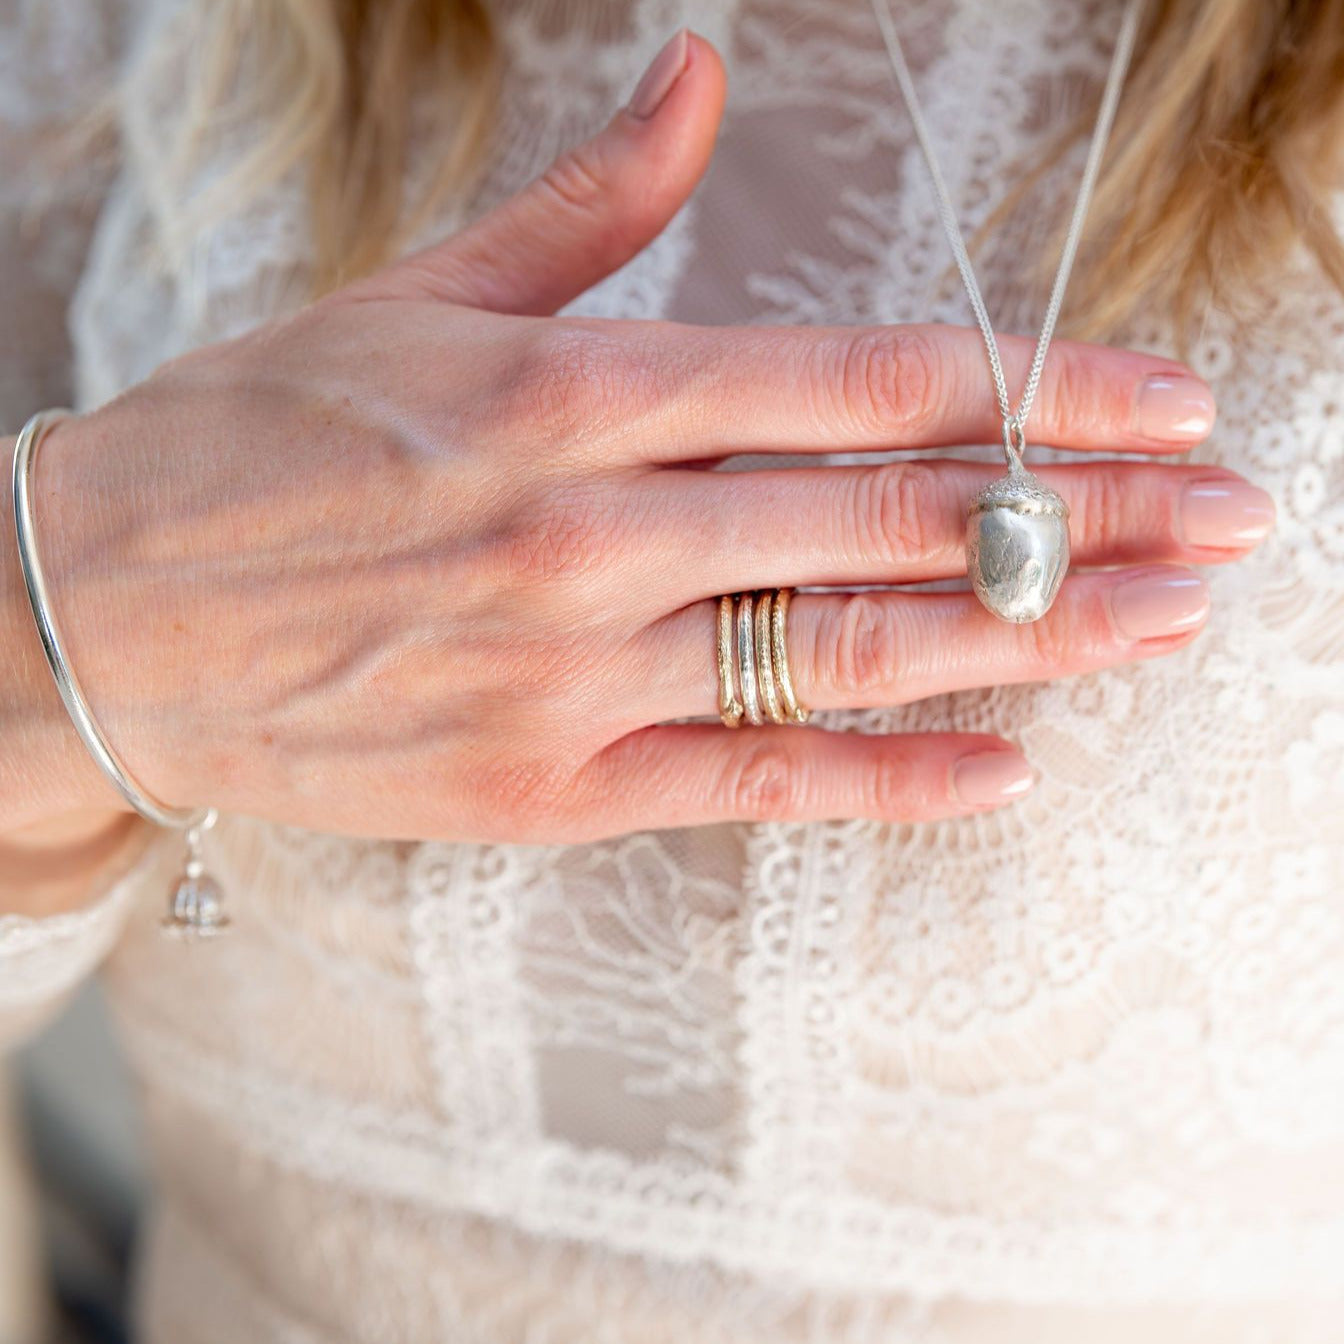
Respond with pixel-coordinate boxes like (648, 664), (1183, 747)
(1109, 567), (1210, 640)
(1133, 374), (1216, 443)
(1180, 478), (1276, 548)
(951, 751), (1036, 807)
(628, 29), (690, 120)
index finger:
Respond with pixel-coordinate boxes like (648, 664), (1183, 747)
(561, 319), (1215, 460)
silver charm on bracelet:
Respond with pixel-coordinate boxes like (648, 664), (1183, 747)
(12, 409), (229, 939)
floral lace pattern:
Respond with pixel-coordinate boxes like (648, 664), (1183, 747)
(3, 0), (1343, 1338)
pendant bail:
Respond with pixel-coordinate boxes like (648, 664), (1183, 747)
(1002, 414), (1028, 474)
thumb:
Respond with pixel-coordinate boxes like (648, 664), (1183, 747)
(370, 30), (726, 315)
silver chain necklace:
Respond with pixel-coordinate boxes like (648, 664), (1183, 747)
(869, 0), (1145, 622)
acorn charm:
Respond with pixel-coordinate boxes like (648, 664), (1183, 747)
(966, 465), (1071, 623)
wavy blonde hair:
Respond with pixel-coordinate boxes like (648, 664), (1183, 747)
(166, 0), (1344, 341)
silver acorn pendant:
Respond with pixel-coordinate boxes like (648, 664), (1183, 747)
(162, 807), (230, 939)
(966, 430), (1071, 623)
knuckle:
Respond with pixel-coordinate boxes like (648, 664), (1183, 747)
(1068, 466), (1130, 557)
(531, 327), (610, 436)
(866, 751), (912, 818)
(856, 463), (939, 564)
(1022, 604), (1077, 667)
(539, 142), (609, 221)
(497, 487), (620, 588)
(1040, 345), (1118, 440)
(542, 137), (662, 253)
(828, 592), (901, 697)
(829, 328), (942, 438)
(723, 742), (804, 820)
(510, 324), (648, 445)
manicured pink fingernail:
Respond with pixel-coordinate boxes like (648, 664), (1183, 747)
(1109, 567), (1210, 640)
(628, 29), (690, 120)
(1134, 374), (1216, 442)
(951, 751), (1036, 807)
(1180, 478), (1276, 548)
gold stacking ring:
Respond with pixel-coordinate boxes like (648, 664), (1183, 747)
(716, 588), (811, 728)
(716, 595), (744, 727)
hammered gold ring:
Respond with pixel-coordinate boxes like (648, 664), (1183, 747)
(716, 588), (811, 728)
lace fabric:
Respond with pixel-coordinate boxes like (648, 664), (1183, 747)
(3, 0), (1343, 1338)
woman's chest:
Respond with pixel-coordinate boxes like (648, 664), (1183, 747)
(81, 0), (1344, 1295)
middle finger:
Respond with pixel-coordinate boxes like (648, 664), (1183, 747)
(635, 459), (1275, 601)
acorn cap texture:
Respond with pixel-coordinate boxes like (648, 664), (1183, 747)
(968, 469), (1070, 518)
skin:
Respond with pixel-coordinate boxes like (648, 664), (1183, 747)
(0, 34), (1273, 914)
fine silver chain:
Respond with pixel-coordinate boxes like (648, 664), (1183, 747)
(868, 0), (1145, 465)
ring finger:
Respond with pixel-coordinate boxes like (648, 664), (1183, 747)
(639, 562), (1210, 722)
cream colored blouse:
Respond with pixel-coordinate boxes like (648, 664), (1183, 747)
(3, 0), (1343, 1339)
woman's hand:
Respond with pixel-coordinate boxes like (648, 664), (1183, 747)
(13, 31), (1273, 843)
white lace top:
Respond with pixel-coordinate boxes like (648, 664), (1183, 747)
(3, 0), (1343, 1339)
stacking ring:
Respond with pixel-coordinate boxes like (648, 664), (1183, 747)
(716, 588), (811, 728)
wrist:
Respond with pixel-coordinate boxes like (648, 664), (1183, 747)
(1, 412), (177, 829)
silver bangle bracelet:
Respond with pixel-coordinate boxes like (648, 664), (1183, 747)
(11, 409), (229, 937)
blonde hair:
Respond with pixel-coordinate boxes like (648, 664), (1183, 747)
(165, 0), (1344, 339)
(1034, 0), (1344, 342)
(156, 0), (498, 292)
